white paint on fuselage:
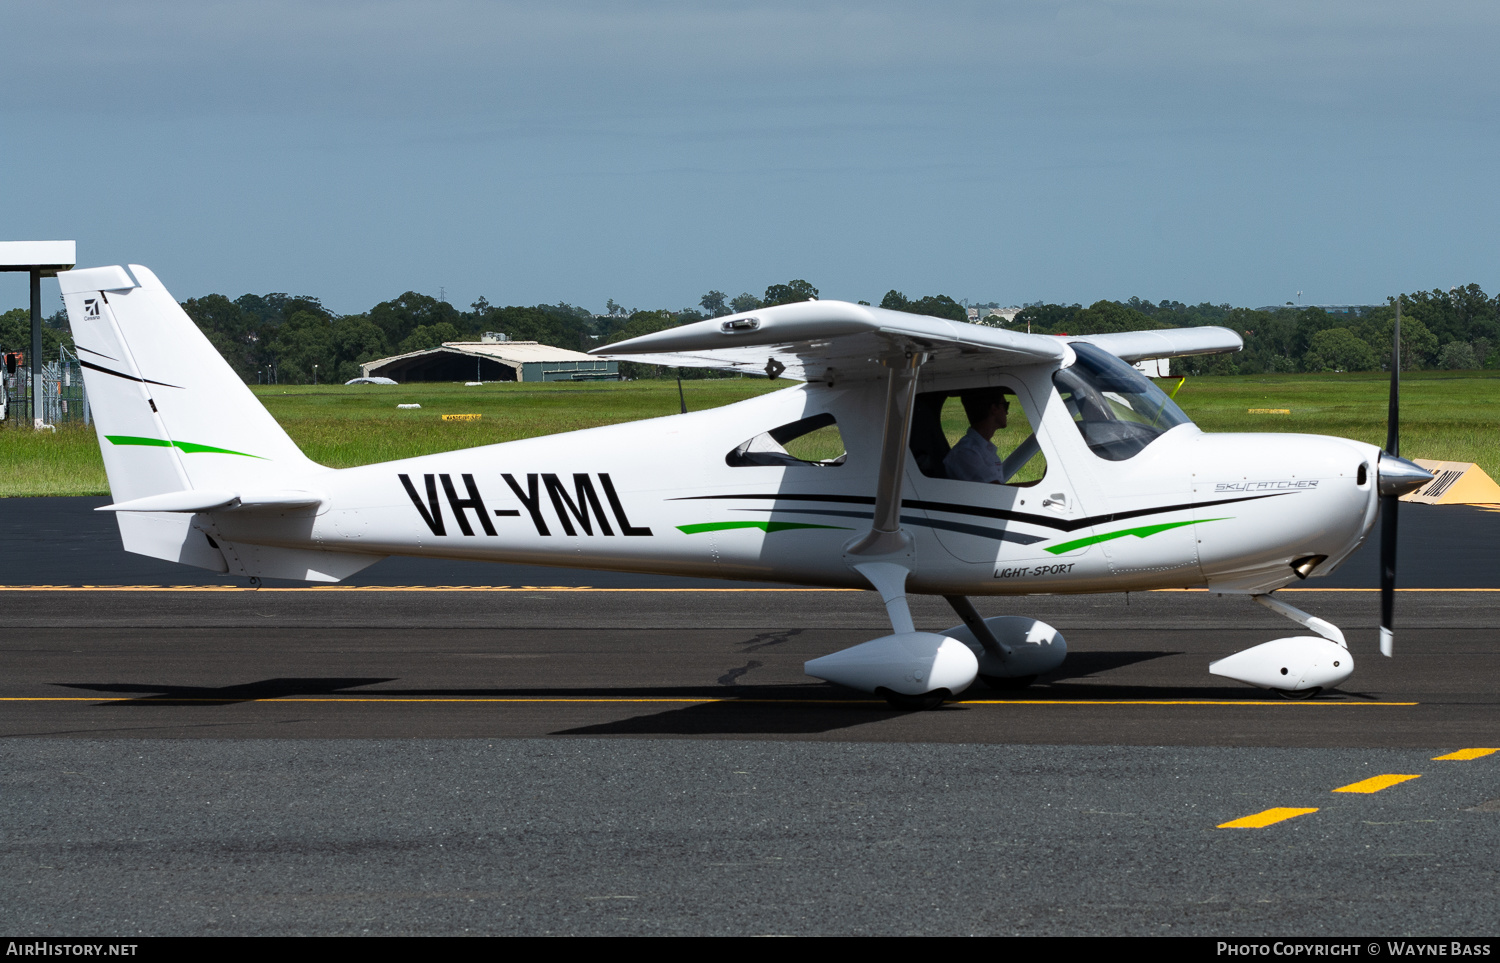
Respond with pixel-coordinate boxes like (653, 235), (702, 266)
(204, 378), (1380, 598)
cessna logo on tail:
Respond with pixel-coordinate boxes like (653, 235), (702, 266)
(399, 472), (653, 537)
(84, 298), (100, 319)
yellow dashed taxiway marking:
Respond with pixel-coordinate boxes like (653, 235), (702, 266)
(1218, 807), (1319, 829)
(1333, 773), (1422, 794)
(1433, 748), (1499, 761)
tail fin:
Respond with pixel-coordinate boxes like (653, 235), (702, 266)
(60, 264), (319, 501)
(60, 264), (329, 575)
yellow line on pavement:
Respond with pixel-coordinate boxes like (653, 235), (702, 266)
(1333, 773), (1422, 793)
(1432, 748), (1499, 761)
(1218, 807), (1319, 829)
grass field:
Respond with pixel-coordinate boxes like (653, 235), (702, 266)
(3, 371), (1498, 497)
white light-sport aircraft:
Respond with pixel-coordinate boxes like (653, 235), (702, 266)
(60, 264), (1434, 708)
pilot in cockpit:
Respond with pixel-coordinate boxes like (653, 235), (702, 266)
(943, 387), (1040, 485)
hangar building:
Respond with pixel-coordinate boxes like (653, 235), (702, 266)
(361, 337), (618, 383)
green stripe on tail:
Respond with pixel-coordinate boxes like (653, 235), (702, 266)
(105, 435), (266, 459)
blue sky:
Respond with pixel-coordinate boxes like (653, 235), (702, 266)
(4, 1), (1497, 315)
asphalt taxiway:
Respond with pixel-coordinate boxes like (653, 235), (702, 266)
(0, 498), (1497, 934)
(0, 587), (1497, 745)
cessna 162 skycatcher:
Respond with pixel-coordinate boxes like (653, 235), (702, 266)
(60, 264), (1433, 708)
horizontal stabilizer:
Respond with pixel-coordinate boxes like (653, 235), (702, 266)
(98, 490), (325, 513)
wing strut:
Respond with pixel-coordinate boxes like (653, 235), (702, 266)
(844, 349), (925, 632)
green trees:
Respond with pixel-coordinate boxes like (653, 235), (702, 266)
(1438, 341), (1479, 369)
(472, 304), (592, 353)
(181, 292), (333, 383)
(268, 311), (337, 384)
(1402, 284), (1499, 347)
(603, 309), (683, 380)
(879, 291), (968, 322)
(0, 306), (70, 354)
(398, 322), (464, 355)
(331, 316), (388, 383)
(141, 280), (1500, 384)
(699, 291), (729, 317)
(762, 280), (818, 306)
(1014, 300), (1166, 336)
(729, 292), (762, 314)
(1303, 328), (1377, 372)
(0, 308), (72, 358)
(368, 292), (463, 350)
(179, 294), (262, 381)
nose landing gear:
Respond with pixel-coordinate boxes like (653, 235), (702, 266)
(1210, 594), (1351, 696)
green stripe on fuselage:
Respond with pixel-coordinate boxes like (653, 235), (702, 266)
(105, 435), (265, 459)
(677, 521), (851, 535)
(1044, 517), (1229, 555)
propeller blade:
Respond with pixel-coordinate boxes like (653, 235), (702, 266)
(1380, 299), (1402, 657)
(1380, 493), (1397, 656)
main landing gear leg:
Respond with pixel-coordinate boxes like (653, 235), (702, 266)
(854, 562), (948, 710)
(804, 351), (981, 711)
(946, 595), (1036, 691)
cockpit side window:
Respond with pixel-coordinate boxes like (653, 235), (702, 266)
(908, 388), (1047, 486)
(727, 413), (846, 468)
(1053, 342), (1192, 461)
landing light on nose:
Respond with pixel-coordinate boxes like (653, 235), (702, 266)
(1376, 454), (1433, 498)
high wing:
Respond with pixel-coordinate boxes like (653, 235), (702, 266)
(591, 301), (1065, 382)
(592, 300), (1241, 381)
(1065, 326), (1243, 363)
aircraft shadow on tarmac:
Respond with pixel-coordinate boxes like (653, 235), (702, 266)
(553, 686), (1342, 737)
(51, 678), (399, 706)
(47, 648), (1372, 735)
(1033, 649), (1176, 682)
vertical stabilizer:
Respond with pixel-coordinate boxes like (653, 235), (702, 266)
(59, 265), (324, 573)
(59, 264), (320, 500)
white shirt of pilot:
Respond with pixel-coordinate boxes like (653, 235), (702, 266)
(944, 427), (1005, 483)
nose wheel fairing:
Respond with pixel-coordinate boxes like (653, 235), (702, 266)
(1209, 636), (1353, 693)
(1209, 593), (1353, 695)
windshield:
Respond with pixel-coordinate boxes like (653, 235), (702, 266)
(1053, 342), (1192, 461)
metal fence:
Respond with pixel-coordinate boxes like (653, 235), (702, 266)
(2, 346), (90, 427)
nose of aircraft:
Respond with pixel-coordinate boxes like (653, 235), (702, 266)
(1377, 453), (1434, 497)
